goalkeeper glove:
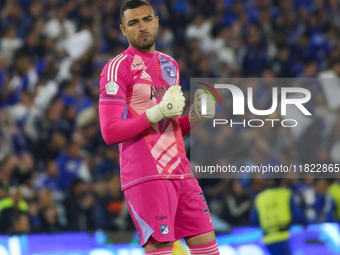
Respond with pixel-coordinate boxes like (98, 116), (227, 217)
(189, 89), (216, 126)
(146, 85), (185, 124)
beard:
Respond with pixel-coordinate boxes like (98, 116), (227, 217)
(128, 30), (157, 50)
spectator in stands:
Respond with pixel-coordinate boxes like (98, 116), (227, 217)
(329, 179), (340, 222)
(313, 179), (336, 223)
(220, 180), (251, 226)
(34, 160), (64, 203)
(56, 142), (91, 191)
(63, 178), (95, 231)
(9, 211), (31, 235)
(0, 27), (23, 65)
(298, 178), (336, 223)
(238, 28), (269, 77)
(39, 206), (62, 233)
(1, 2), (32, 39)
(250, 179), (307, 255)
(0, 187), (28, 234)
(105, 173), (126, 230)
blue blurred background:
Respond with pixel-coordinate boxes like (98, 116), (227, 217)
(0, 0), (340, 253)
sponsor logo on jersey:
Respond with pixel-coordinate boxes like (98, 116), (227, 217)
(131, 55), (146, 70)
(156, 214), (168, 221)
(132, 62), (145, 70)
(150, 86), (168, 99)
(164, 67), (176, 78)
(160, 224), (169, 235)
(105, 81), (119, 95)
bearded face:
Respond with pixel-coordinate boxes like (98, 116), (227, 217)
(120, 5), (159, 52)
(127, 27), (157, 50)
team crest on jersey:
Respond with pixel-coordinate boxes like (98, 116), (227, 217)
(105, 81), (119, 95)
(164, 67), (176, 78)
(160, 225), (169, 235)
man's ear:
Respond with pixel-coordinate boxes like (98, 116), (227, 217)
(120, 24), (127, 36)
(156, 16), (159, 29)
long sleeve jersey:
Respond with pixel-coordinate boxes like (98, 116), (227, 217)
(99, 46), (193, 190)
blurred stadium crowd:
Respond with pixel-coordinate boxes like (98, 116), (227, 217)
(0, 0), (340, 234)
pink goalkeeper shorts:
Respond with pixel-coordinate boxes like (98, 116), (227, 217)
(124, 178), (214, 246)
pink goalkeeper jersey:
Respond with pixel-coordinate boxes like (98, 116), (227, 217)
(99, 47), (193, 190)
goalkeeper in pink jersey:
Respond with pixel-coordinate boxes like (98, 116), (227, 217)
(98, 0), (218, 254)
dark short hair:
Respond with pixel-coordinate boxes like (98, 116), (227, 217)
(120, 0), (153, 23)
